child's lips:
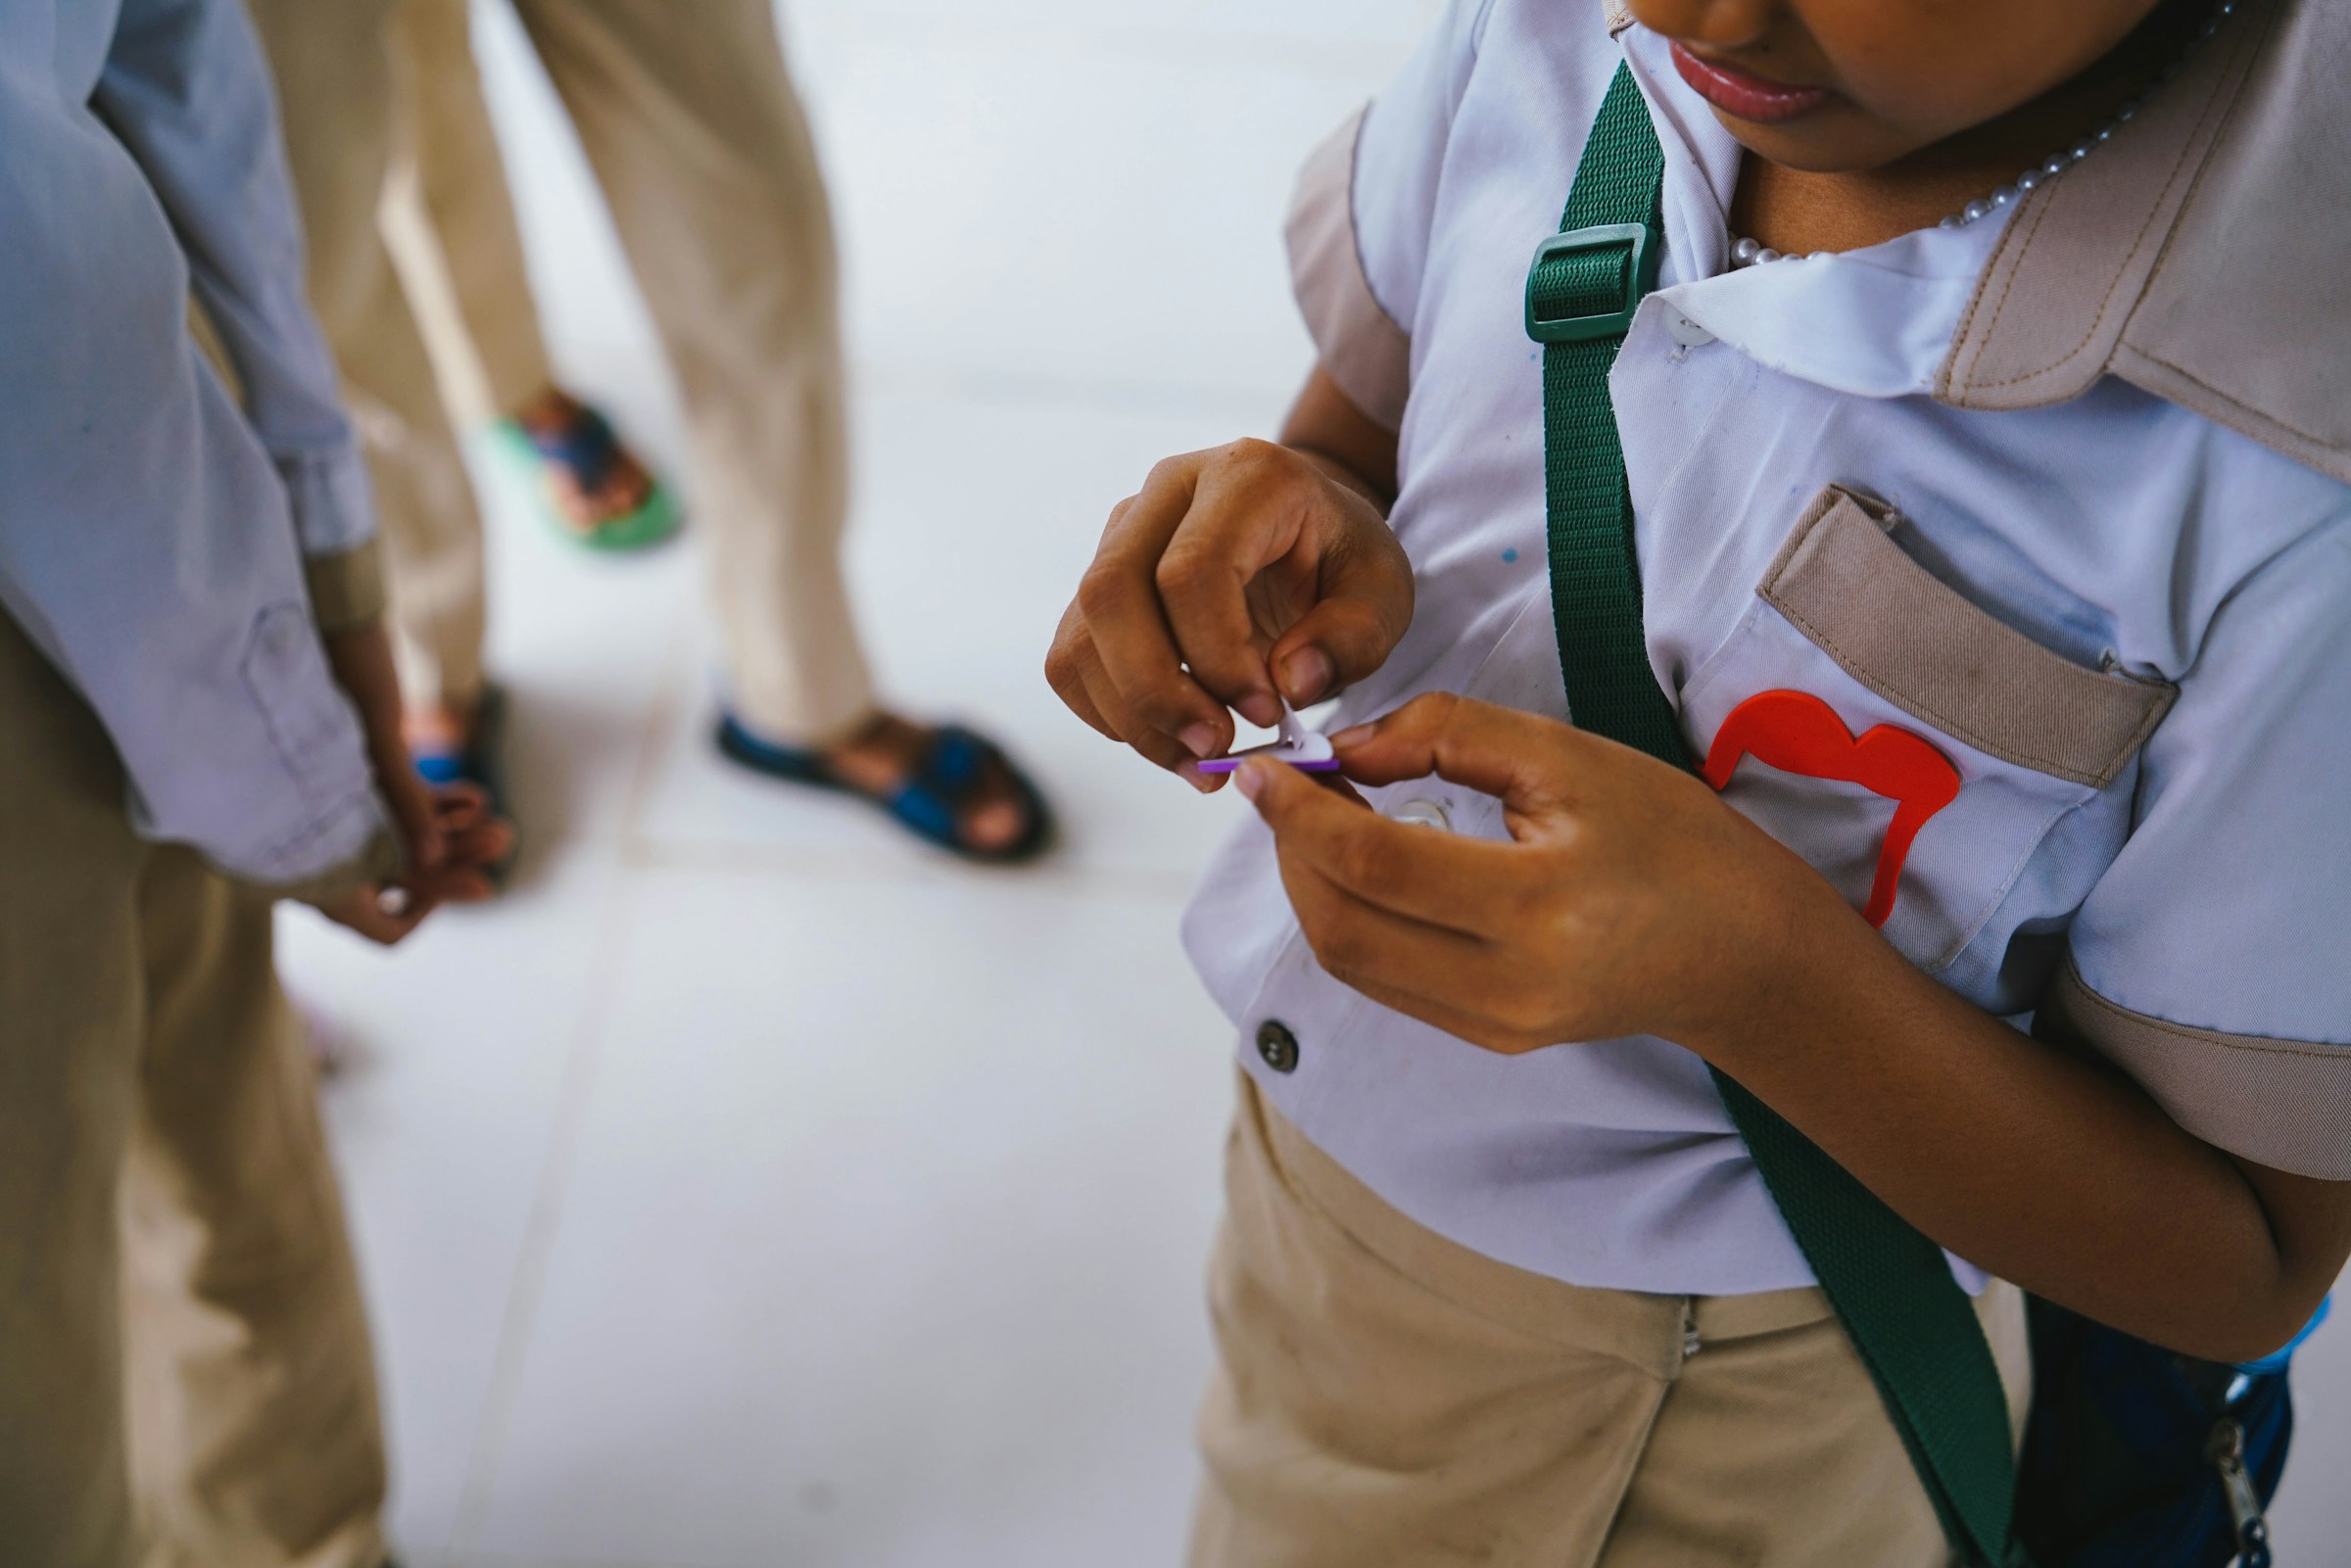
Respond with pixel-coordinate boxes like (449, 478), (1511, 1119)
(1669, 42), (1834, 124)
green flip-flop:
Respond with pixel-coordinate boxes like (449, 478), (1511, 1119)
(490, 405), (679, 553)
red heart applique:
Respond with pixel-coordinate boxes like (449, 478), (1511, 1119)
(1701, 689), (1960, 928)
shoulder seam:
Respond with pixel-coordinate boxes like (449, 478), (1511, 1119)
(2059, 960), (2350, 1056)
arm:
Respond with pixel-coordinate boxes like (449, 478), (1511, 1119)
(103, 0), (530, 922)
(1234, 694), (2350, 1363)
(0, 0), (498, 927)
(1285, 363), (1400, 509)
(1715, 879), (2350, 1362)
(95, 0), (376, 575)
(0, 30), (379, 893)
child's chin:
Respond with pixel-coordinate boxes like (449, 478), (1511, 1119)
(1715, 111), (1923, 177)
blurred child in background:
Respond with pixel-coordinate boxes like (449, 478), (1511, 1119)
(0, 0), (504, 1559)
(249, 0), (1051, 862)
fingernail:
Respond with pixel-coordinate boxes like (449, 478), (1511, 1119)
(1280, 647), (1334, 705)
(1330, 722), (1376, 748)
(1237, 691), (1281, 729)
(1234, 760), (1270, 801)
(1180, 723), (1221, 760)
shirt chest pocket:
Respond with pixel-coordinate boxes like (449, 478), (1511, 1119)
(1675, 486), (2176, 972)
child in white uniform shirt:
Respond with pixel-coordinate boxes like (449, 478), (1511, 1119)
(1049, 0), (2350, 1561)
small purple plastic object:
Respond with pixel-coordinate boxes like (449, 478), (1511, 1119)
(1196, 701), (1343, 774)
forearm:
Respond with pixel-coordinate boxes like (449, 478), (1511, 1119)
(1269, 693), (2350, 1354)
(1280, 364), (1399, 512)
(0, 101), (386, 887)
(1698, 879), (2345, 1360)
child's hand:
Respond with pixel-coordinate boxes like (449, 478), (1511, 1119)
(310, 784), (515, 945)
(1235, 692), (1850, 1054)
(403, 783), (513, 904)
(323, 620), (447, 878)
(1046, 437), (1413, 788)
(314, 619), (514, 945)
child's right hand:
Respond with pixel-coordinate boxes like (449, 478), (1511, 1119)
(312, 784), (514, 945)
(315, 620), (514, 944)
(1045, 434), (1413, 788)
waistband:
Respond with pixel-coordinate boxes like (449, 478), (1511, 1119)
(1238, 1070), (1837, 1383)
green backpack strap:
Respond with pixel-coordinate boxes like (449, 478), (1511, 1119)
(1524, 63), (2019, 1566)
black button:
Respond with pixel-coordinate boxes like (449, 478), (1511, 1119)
(1256, 1020), (1300, 1074)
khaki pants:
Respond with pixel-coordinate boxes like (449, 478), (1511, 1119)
(0, 617), (387, 1568)
(251, 0), (878, 743)
(1191, 1073), (2032, 1568)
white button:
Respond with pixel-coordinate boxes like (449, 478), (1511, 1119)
(1389, 798), (1451, 832)
(1662, 308), (1714, 348)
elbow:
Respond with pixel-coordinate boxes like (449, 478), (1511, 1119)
(2228, 1283), (2332, 1368)
(2158, 1279), (2332, 1368)
(2165, 1151), (2351, 1365)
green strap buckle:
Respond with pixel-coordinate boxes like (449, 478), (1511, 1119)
(1523, 222), (1657, 345)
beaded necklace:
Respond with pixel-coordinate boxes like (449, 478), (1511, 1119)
(1727, 1), (2236, 267)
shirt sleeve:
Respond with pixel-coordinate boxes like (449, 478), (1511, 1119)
(2040, 520), (2351, 1179)
(93, 0), (378, 572)
(0, 0), (388, 889)
(1283, 0), (1492, 430)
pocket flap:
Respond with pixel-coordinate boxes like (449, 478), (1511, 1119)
(1759, 487), (2175, 788)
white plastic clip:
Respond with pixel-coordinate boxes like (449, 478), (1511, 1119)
(1196, 700), (1340, 773)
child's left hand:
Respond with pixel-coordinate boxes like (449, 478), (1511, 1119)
(1236, 692), (1856, 1056)
(1246, 695), (2351, 1362)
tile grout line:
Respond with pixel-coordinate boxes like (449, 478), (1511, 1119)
(443, 610), (696, 1561)
(616, 564), (702, 845)
(442, 866), (643, 1561)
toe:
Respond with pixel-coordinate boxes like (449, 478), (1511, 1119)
(960, 796), (1027, 853)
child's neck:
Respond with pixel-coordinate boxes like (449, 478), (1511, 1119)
(1729, 0), (2212, 258)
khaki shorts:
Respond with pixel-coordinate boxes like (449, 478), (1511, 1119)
(1188, 1071), (2030, 1567)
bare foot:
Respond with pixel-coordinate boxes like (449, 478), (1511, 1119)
(820, 712), (1031, 854)
(513, 387), (657, 536)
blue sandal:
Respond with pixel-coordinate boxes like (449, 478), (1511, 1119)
(411, 684), (519, 885)
(716, 714), (1055, 864)
(491, 404), (679, 553)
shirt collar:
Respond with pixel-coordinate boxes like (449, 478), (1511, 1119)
(1614, 0), (2347, 482)
(1939, 0), (2349, 486)
(1618, 25), (2009, 401)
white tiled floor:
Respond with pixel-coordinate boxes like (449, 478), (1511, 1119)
(275, 3), (2349, 1564)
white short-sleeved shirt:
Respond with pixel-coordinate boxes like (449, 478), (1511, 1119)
(1184, 0), (2351, 1296)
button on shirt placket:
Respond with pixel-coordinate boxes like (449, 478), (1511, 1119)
(1388, 798), (1452, 832)
(1233, 914), (1381, 1098)
(1236, 779), (1481, 1093)
(1661, 306), (1715, 350)
(1255, 1021), (1300, 1074)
